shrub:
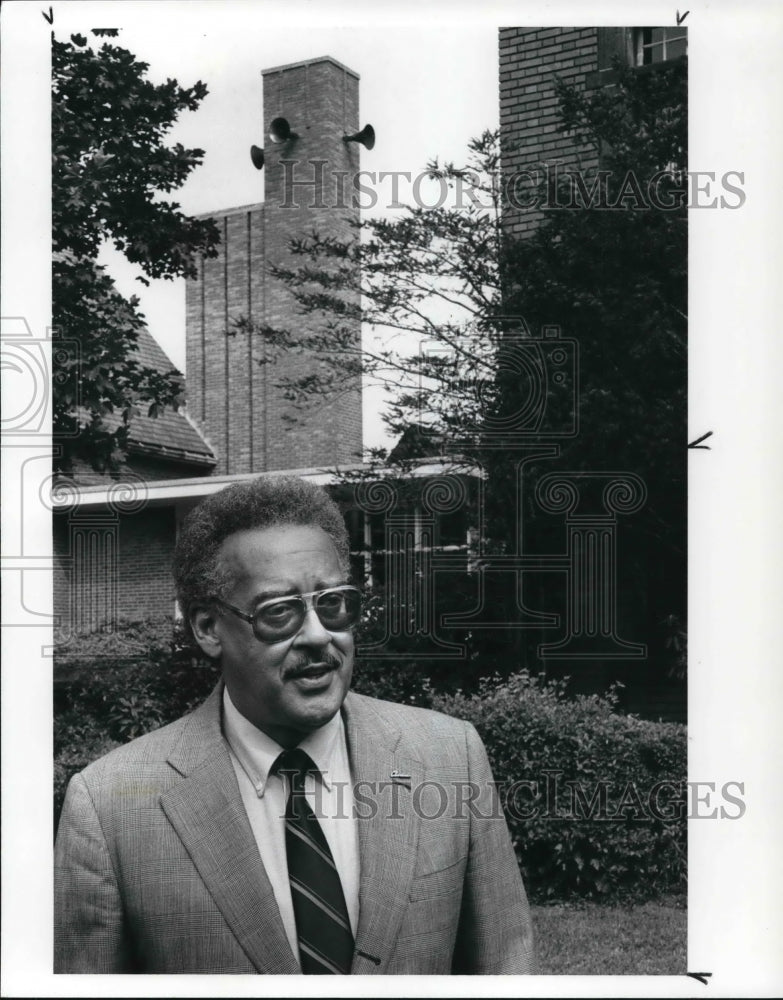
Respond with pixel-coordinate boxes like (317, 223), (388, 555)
(350, 585), (505, 698)
(55, 617), (220, 720)
(433, 672), (687, 903)
(54, 718), (121, 825)
(54, 618), (219, 826)
(351, 657), (436, 708)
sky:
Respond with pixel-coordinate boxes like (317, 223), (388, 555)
(55, 1), (503, 447)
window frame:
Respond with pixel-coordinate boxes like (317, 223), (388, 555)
(633, 26), (688, 67)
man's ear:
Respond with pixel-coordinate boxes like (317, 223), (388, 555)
(190, 606), (223, 660)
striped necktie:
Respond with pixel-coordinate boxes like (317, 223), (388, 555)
(275, 747), (354, 974)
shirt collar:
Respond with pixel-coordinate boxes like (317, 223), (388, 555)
(222, 686), (343, 797)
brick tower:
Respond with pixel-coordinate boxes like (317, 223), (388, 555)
(185, 56), (363, 475)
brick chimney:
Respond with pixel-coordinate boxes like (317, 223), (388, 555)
(186, 56), (363, 475)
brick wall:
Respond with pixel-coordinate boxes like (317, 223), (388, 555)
(118, 508), (178, 619)
(54, 507), (177, 633)
(499, 27), (599, 239)
(186, 56), (364, 475)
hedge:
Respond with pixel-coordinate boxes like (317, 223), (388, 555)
(432, 673), (686, 902)
(54, 618), (220, 821)
(54, 619), (686, 902)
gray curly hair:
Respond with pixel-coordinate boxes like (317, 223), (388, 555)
(173, 476), (350, 640)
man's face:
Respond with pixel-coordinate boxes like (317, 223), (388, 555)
(197, 524), (354, 747)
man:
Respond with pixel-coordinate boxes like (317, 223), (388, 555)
(54, 476), (535, 974)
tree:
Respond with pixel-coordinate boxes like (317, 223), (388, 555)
(52, 29), (220, 473)
(496, 58), (687, 677)
(245, 58), (687, 690)
(501, 58), (687, 484)
(237, 128), (508, 450)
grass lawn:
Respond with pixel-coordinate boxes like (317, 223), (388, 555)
(531, 896), (686, 975)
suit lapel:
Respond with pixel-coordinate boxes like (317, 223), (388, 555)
(342, 693), (423, 974)
(158, 686), (423, 974)
(160, 685), (299, 975)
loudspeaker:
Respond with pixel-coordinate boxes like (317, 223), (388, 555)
(269, 117), (295, 143)
(342, 124), (375, 150)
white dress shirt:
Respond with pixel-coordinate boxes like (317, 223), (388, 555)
(222, 688), (360, 964)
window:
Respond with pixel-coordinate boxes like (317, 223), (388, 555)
(634, 27), (687, 66)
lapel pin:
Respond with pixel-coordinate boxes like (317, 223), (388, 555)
(390, 770), (412, 785)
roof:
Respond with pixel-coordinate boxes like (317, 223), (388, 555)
(123, 328), (216, 467)
(53, 460), (482, 510)
(261, 56), (359, 80)
(389, 425), (447, 462)
(195, 202), (264, 221)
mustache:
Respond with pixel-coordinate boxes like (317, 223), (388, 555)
(285, 654), (342, 678)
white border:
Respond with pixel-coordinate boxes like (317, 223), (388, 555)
(2, 0), (783, 996)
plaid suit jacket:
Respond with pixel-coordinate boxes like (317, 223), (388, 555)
(54, 684), (535, 974)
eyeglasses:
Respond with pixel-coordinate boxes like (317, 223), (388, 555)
(215, 585), (362, 643)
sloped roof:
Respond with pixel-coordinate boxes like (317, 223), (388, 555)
(388, 424), (447, 462)
(125, 328), (215, 466)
